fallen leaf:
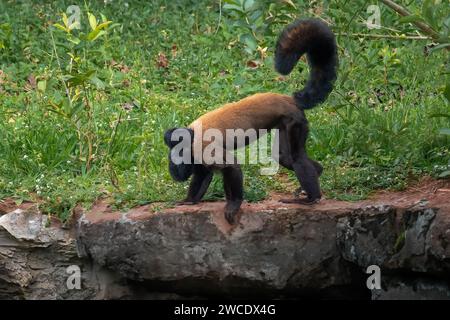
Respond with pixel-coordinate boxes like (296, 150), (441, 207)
(122, 102), (134, 111)
(0, 70), (5, 84)
(171, 44), (178, 58)
(246, 60), (260, 69)
(110, 59), (130, 73)
(24, 74), (36, 92)
(156, 52), (169, 69)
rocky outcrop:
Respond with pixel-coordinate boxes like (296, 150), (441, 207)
(1, 181), (450, 299)
(337, 206), (450, 274)
(0, 208), (139, 299)
(336, 205), (450, 300)
(0, 208), (88, 299)
(76, 201), (361, 298)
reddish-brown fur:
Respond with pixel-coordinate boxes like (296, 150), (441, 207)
(189, 93), (298, 135)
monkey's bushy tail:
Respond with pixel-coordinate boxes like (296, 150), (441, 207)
(275, 18), (338, 109)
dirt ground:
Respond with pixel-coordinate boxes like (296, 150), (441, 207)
(1, 177), (449, 219)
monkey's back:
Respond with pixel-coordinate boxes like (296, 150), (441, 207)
(189, 92), (298, 134)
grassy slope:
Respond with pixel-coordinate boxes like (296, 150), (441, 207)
(0, 0), (448, 218)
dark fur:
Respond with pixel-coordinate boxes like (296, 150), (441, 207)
(275, 19), (338, 109)
(164, 128), (194, 182)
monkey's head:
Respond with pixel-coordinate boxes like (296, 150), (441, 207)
(164, 127), (195, 182)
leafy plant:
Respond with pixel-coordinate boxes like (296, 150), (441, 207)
(221, 0), (297, 55)
(381, 0), (450, 179)
(398, 0), (450, 44)
(0, 23), (11, 51)
(50, 11), (115, 173)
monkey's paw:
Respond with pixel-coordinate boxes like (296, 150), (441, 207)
(224, 201), (242, 224)
(294, 187), (307, 197)
(224, 210), (237, 224)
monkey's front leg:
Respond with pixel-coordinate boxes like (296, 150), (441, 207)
(222, 165), (243, 224)
(178, 165), (213, 205)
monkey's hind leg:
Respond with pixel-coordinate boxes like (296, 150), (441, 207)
(222, 165), (243, 224)
(279, 119), (321, 204)
(293, 159), (323, 196)
(178, 165), (213, 205)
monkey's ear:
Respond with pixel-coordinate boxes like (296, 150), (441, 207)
(164, 127), (194, 148)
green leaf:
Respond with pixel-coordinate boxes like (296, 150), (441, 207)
(88, 12), (97, 31)
(62, 13), (69, 28)
(223, 3), (245, 13)
(429, 113), (450, 118)
(441, 16), (450, 38)
(243, 0), (255, 12)
(398, 15), (425, 24)
(66, 70), (96, 87)
(444, 82), (450, 102)
(53, 23), (68, 32)
(68, 101), (85, 118)
(37, 80), (47, 92)
(422, 0), (437, 30)
(240, 33), (257, 51)
(67, 34), (81, 44)
(283, 0), (297, 9)
(438, 170), (450, 178)
(47, 100), (68, 118)
(249, 10), (263, 23)
(439, 128), (450, 135)
(55, 41), (71, 51)
(87, 29), (106, 41)
(223, 0), (241, 4)
(89, 76), (105, 89)
(96, 21), (112, 30)
(429, 43), (450, 54)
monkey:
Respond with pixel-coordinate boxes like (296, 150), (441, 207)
(164, 18), (338, 224)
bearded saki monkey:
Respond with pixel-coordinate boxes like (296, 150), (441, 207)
(164, 18), (338, 224)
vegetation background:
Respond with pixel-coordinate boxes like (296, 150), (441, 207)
(0, 0), (448, 219)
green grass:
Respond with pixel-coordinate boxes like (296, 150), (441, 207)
(0, 0), (449, 218)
